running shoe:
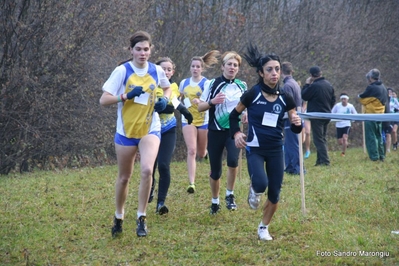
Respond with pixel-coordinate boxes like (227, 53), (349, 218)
(136, 216), (148, 237)
(210, 203), (221, 214)
(225, 194), (237, 210)
(156, 201), (169, 215)
(187, 183), (196, 194)
(258, 224), (273, 241)
(248, 186), (262, 210)
(111, 216), (123, 238)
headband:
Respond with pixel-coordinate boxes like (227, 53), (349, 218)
(340, 95), (349, 100)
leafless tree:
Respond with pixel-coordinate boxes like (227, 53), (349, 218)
(1, 0), (398, 173)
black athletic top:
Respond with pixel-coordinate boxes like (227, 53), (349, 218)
(240, 83), (296, 149)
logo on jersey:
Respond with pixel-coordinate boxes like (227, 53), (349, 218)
(149, 84), (155, 91)
(273, 104), (282, 114)
(257, 101), (267, 105)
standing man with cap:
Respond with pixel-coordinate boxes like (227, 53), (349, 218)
(301, 66), (335, 166)
(331, 92), (358, 156)
(358, 69), (389, 161)
(281, 62), (302, 174)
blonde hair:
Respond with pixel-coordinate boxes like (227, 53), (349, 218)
(156, 57), (176, 69)
(191, 50), (220, 70)
(221, 51), (242, 66)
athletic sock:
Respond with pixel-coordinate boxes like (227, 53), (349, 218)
(115, 211), (124, 220)
(137, 212), (146, 219)
(226, 189), (234, 196)
(212, 197), (219, 204)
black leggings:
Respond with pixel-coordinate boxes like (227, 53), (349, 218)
(207, 130), (240, 180)
(153, 127), (176, 203)
(246, 147), (284, 204)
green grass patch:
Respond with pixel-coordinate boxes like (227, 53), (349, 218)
(1, 148), (398, 265)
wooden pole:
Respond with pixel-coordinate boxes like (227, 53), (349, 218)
(298, 107), (306, 215)
(238, 123), (243, 179)
(362, 106), (366, 154)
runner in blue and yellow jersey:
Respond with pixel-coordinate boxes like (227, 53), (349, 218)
(100, 31), (171, 238)
(179, 50), (220, 194)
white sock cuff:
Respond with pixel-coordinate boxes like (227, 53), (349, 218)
(115, 211), (124, 220)
(137, 212), (146, 218)
(212, 197), (220, 204)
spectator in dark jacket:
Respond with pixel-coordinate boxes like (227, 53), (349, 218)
(358, 68), (389, 161)
(301, 66), (335, 166)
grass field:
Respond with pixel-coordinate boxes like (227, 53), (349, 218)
(1, 148), (398, 265)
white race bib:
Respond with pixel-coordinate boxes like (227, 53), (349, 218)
(134, 92), (150, 105)
(171, 96), (180, 109)
(262, 112), (278, 127)
(184, 98), (192, 108)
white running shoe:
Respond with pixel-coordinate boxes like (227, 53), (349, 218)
(258, 224), (273, 241)
(248, 186), (262, 210)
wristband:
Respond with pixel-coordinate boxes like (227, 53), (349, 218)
(208, 99), (215, 107)
(290, 123), (302, 134)
(120, 94), (126, 103)
(117, 95), (122, 103)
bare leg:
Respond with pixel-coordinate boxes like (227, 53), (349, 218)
(342, 134), (348, 154)
(137, 135), (160, 214)
(386, 133), (391, 152)
(304, 120), (311, 152)
(183, 125), (198, 184)
(337, 138), (343, 152)
(392, 124), (398, 147)
(115, 144), (138, 217)
(210, 167), (238, 199)
(226, 166), (237, 191)
(262, 199), (278, 226)
(197, 128), (208, 158)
